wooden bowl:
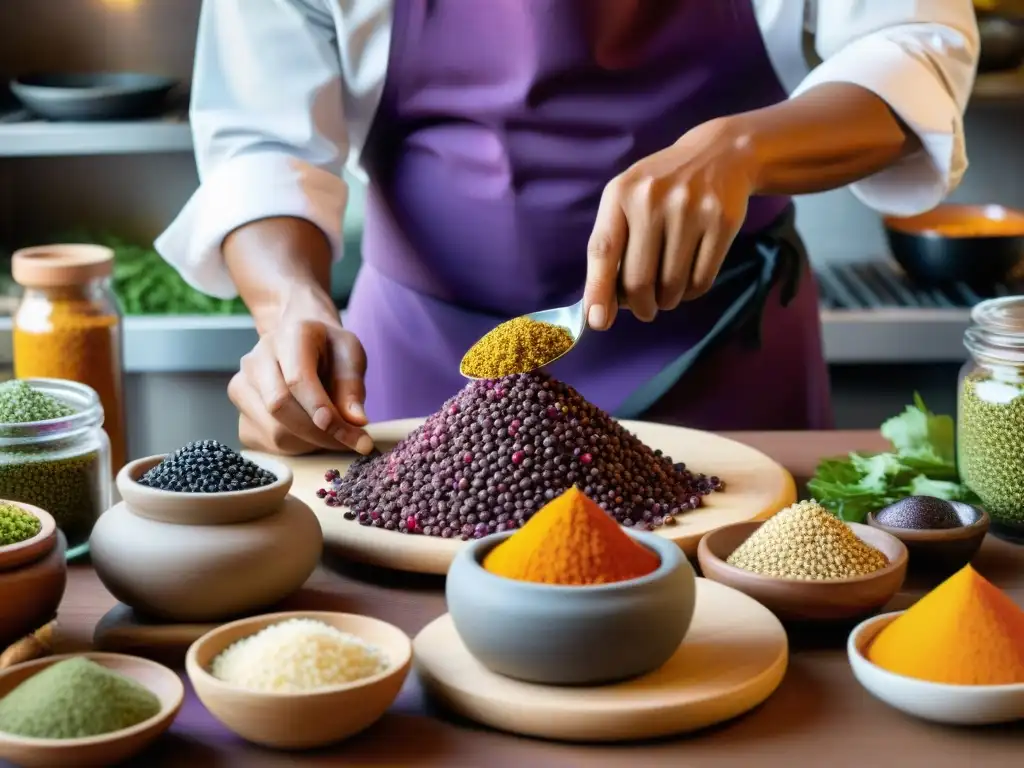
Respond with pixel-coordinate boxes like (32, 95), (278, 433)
(0, 526), (67, 649)
(866, 503), (989, 576)
(883, 204), (1024, 290)
(0, 501), (57, 572)
(0, 652), (184, 768)
(185, 611), (412, 749)
(116, 452), (293, 525)
(848, 612), (1024, 725)
(697, 521), (908, 622)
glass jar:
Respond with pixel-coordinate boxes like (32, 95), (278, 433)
(0, 378), (111, 559)
(958, 296), (1024, 542)
(11, 245), (126, 473)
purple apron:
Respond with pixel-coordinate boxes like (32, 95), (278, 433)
(349, 0), (833, 431)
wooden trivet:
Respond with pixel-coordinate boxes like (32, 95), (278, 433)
(414, 578), (789, 742)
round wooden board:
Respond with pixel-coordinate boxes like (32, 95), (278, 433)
(413, 578), (788, 742)
(273, 418), (797, 575)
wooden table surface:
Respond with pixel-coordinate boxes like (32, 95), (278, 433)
(35, 431), (1024, 767)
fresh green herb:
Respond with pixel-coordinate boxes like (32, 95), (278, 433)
(60, 232), (248, 316)
(808, 394), (980, 523)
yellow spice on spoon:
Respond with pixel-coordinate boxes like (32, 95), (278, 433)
(461, 317), (573, 379)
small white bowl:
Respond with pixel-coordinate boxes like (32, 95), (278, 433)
(848, 611), (1024, 725)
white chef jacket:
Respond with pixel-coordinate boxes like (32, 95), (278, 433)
(156, 0), (980, 299)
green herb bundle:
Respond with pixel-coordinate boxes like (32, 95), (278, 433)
(109, 237), (248, 316)
(60, 233), (248, 316)
(808, 394), (980, 523)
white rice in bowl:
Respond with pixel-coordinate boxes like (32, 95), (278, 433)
(209, 618), (391, 692)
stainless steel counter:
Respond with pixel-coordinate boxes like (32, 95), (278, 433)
(0, 305), (971, 371)
(0, 300), (970, 459)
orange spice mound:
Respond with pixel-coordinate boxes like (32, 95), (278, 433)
(482, 487), (660, 585)
(867, 564), (1024, 685)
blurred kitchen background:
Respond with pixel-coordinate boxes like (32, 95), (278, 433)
(0, 0), (1022, 457)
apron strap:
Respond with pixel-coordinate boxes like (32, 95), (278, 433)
(613, 205), (805, 420)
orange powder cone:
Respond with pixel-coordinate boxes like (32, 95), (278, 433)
(867, 564), (1024, 685)
(482, 487), (661, 585)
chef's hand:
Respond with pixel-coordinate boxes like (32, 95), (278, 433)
(583, 117), (755, 330)
(228, 303), (374, 456)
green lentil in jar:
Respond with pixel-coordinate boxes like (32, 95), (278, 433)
(0, 380), (105, 551)
(0, 452), (103, 550)
(0, 380), (75, 423)
(0, 501), (41, 546)
(958, 370), (1024, 522)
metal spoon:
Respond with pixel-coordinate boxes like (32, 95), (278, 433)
(460, 298), (587, 380)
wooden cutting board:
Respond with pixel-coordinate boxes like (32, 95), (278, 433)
(413, 578), (789, 742)
(265, 419), (796, 575)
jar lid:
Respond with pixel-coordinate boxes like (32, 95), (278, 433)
(11, 244), (114, 288)
(971, 296), (1024, 334)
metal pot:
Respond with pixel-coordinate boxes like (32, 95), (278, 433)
(883, 204), (1024, 291)
(978, 13), (1024, 73)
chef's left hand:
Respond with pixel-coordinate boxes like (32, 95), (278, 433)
(583, 117), (756, 330)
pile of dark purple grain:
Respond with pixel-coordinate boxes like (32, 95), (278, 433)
(318, 373), (723, 539)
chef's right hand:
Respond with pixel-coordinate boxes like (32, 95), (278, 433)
(228, 310), (374, 457)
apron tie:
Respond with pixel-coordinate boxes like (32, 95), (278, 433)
(613, 204), (806, 420)
(735, 231), (804, 349)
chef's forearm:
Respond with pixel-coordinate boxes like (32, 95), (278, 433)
(725, 83), (920, 196)
(223, 216), (339, 335)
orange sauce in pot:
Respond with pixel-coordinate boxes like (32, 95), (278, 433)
(885, 205), (1024, 239)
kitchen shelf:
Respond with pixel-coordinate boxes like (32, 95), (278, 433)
(0, 112), (192, 157)
(0, 67), (1019, 160)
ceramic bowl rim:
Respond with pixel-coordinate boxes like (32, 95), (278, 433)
(455, 528), (685, 594)
(848, 611), (1024, 693)
(117, 451), (293, 501)
(866, 506), (990, 542)
(0, 500), (55, 556)
(185, 610), (413, 700)
(882, 203), (1024, 240)
(10, 73), (178, 97)
(0, 652), (184, 748)
(699, 520), (908, 587)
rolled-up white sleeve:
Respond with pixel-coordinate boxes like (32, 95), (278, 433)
(155, 0), (349, 299)
(795, 1), (979, 216)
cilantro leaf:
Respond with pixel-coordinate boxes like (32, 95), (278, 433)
(879, 392), (956, 466)
(807, 395), (973, 524)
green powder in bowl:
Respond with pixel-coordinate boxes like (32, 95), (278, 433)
(0, 657), (162, 739)
(0, 501), (41, 547)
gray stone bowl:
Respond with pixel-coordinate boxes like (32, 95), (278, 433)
(445, 529), (696, 685)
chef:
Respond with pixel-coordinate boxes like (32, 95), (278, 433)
(156, 0), (979, 456)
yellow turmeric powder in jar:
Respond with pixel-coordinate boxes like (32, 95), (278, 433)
(867, 565), (1024, 685)
(483, 487), (660, 585)
(11, 246), (126, 473)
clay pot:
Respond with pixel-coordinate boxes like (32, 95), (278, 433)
(446, 529), (696, 685)
(0, 501), (67, 648)
(116, 453), (294, 526)
(89, 491), (323, 623)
